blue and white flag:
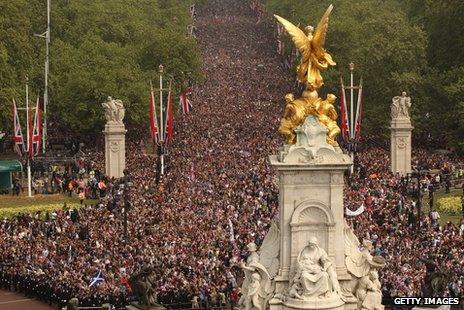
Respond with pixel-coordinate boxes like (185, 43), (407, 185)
(89, 270), (104, 287)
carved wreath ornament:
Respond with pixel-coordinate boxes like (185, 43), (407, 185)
(397, 138), (406, 149)
(110, 141), (120, 153)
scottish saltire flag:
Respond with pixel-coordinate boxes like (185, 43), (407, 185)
(89, 270), (104, 287)
(12, 99), (25, 156)
(179, 87), (193, 114)
(30, 96), (41, 157)
(149, 89), (160, 145)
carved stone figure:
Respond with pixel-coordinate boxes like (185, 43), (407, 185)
(356, 271), (382, 310)
(239, 222), (280, 310)
(391, 92), (411, 120)
(129, 266), (163, 309)
(344, 223), (385, 309)
(291, 236), (340, 299)
(102, 96), (125, 124)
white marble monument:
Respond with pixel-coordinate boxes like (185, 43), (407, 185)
(244, 5), (387, 309)
(268, 116), (353, 310)
(238, 115), (386, 310)
(102, 96), (126, 178)
(390, 92), (413, 176)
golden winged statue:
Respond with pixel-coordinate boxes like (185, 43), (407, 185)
(275, 5), (340, 146)
(274, 5), (336, 90)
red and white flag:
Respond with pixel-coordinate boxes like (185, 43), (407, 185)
(12, 99), (25, 156)
(164, 83), (173, 144)
(149, 88), (159, 145)
(354, 79), (363, 142)
(340, 79), (350, 143)
(30, 96), (41, 157)
(179, 87), (193, 114)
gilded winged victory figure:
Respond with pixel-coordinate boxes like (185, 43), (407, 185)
(275, 5), (340, 145)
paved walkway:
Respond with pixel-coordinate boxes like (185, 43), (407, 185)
(0, 290), (54, 310)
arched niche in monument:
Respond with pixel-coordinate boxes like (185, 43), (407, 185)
(289, 199), (335, 278)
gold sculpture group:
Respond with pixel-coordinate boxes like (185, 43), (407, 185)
(275, 5), (340, 145)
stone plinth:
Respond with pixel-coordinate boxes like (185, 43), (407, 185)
(390, 118), (413, 176)
(126, 302), (165, 310)
(103, 122), (126, 178)
(269, 116), (352, 310)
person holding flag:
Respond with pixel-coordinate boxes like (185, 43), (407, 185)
(89, 270), (104, 287)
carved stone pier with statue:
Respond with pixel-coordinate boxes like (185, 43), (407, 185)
(102, 96), (127, 178)
(239, 4), (386, 310)
(390, 92), (413, 176)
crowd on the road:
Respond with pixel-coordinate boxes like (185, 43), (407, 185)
(0, 0), (287, 308)
(346, 145), (464, 297)
(0, 0), (464, 308)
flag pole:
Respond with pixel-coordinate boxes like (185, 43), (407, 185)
(43, 0), (50, 154)
(349, 63), (354, 174)
(25, 77), (32, 198)
(43, 0), (51, 154)
(159, 64), (165, 177)
(34, 0), (50, 154)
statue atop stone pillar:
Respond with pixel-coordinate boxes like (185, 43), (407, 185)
(102, 96), (125, 124)
(390, 92), (413, 176)
(390, 92), (411, 120)
(102, 97), (126, 179)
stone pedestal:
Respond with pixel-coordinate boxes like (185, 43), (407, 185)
(103, 122), (126, 178)
(126, 302), (165, 310)
(269, 116), (353, 310)
(390, 118), (413, 176)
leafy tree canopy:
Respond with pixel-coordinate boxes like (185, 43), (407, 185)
(0, 0), (200, 133)
(265, 0), (464, 153)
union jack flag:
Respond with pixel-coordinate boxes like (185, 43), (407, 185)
(149, 89), (159, 145)
(29, 96), (41, 157)
(179, 87), (193, 114)
(339, 79), (350, 144)
(12, 99), (25, 156)
(164, 84), (173, 144)
(354, 79), (363, 142)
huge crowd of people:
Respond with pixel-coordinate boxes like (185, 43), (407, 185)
(0, 0), (463, 308)
(346, 146), (464, 298)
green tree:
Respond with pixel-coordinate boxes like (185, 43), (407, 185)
(0, 0), (201, 136)
(266, 0), (428, 139)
